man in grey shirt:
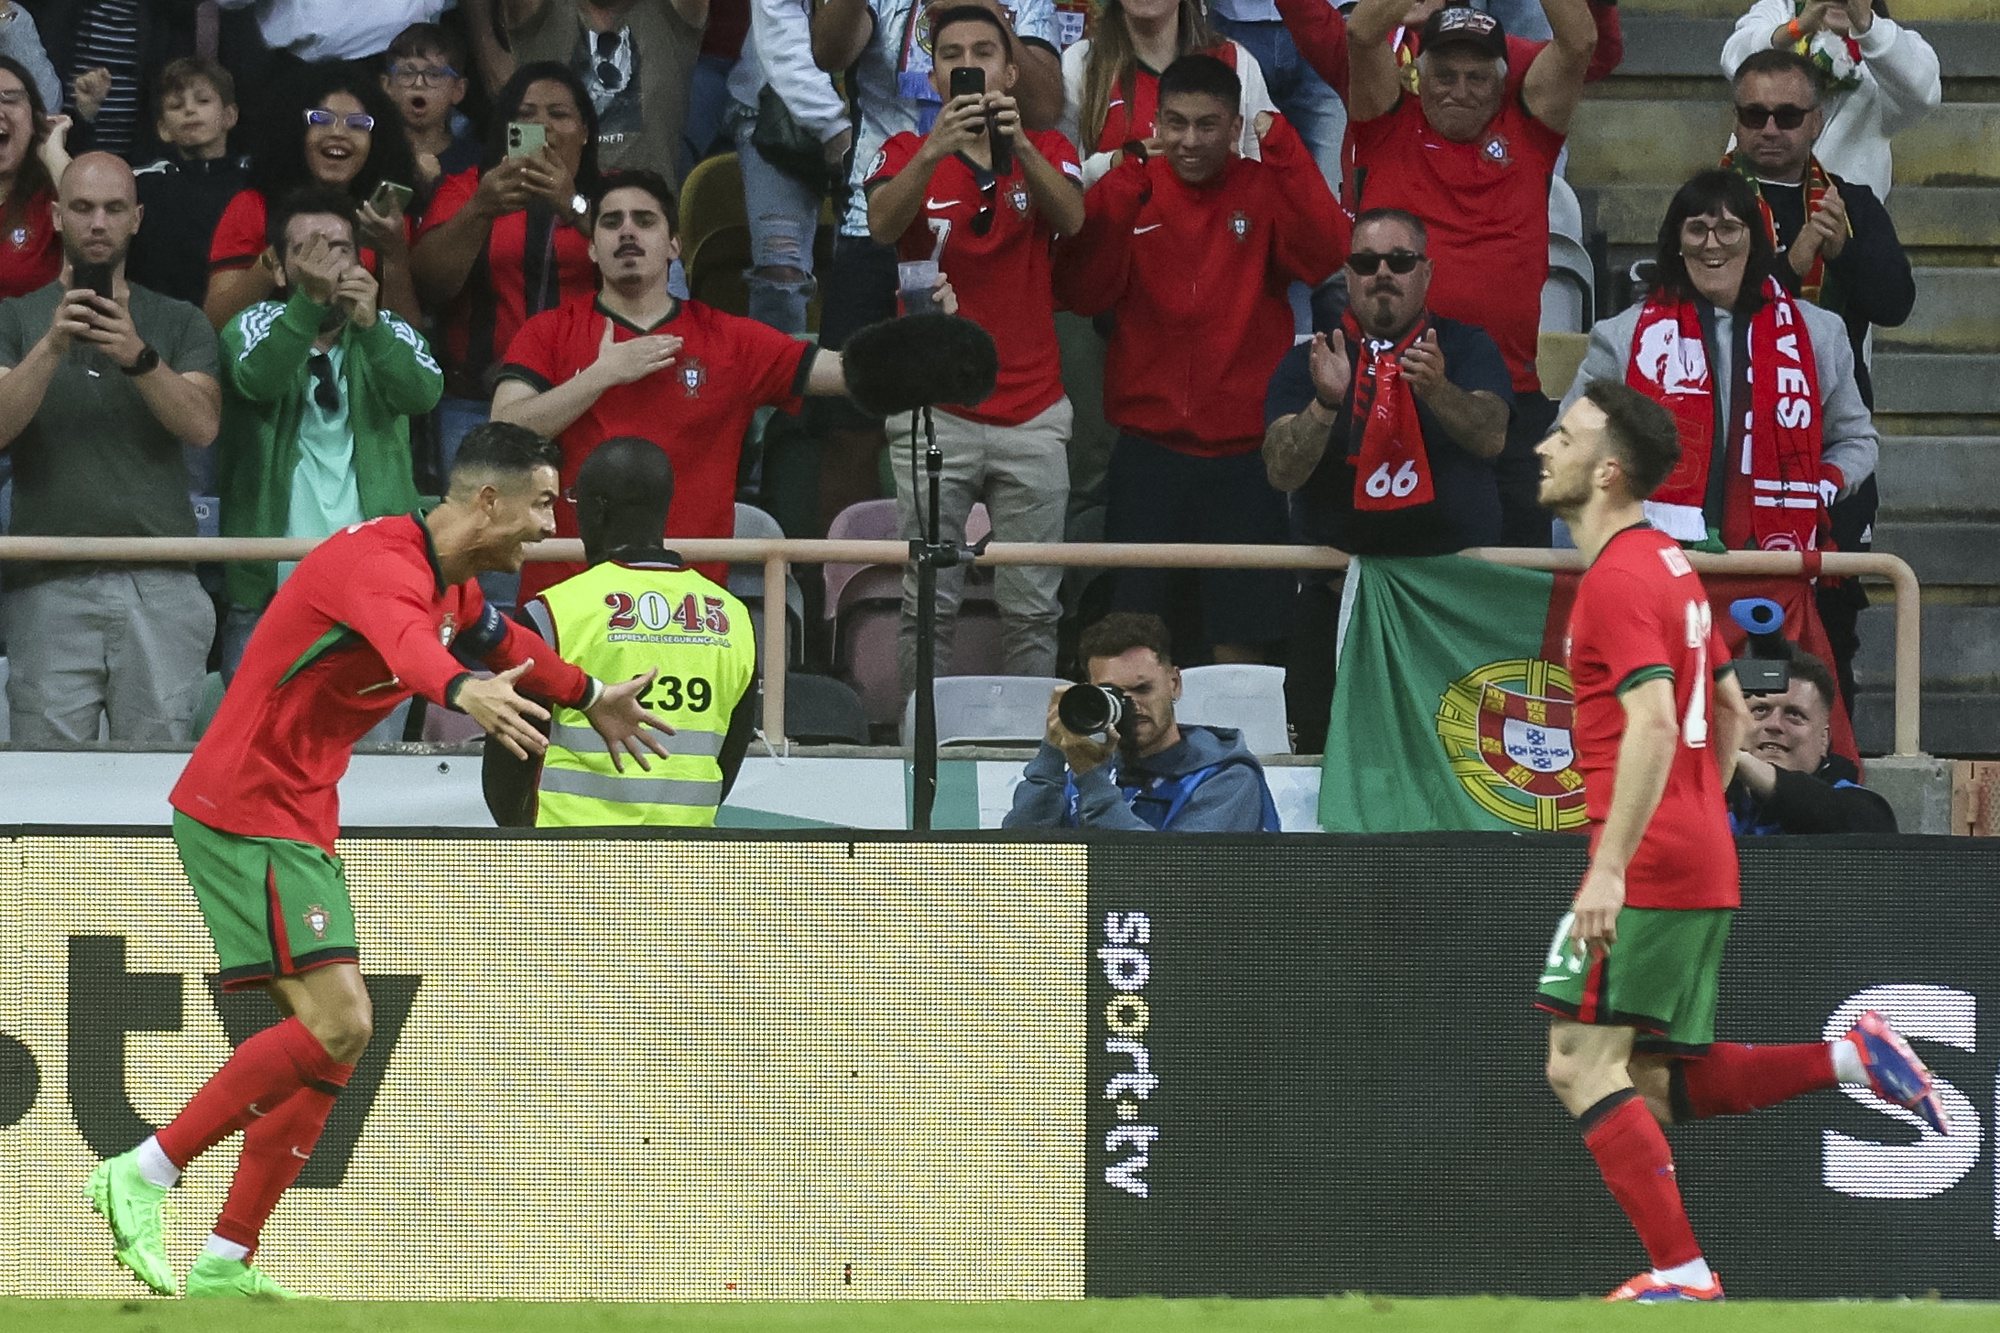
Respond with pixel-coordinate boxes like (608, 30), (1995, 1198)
(0, 152), (221, 744)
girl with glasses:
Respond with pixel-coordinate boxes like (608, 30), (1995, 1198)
(202, 67), (421, 330)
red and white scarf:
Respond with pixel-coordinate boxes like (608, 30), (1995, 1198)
(1342, 310), (1435, 512)
(1626, 277), (1832, 552)
(1724, 151), (1841, 304)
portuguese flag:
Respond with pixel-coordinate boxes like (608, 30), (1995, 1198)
(1318, 554), (1851, 833)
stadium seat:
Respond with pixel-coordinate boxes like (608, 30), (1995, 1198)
(680, 154), (752, 318)
(761, 673), (870, 745)
(191, 494), (220, 539)
(1537, 331), (1591, 407)
(729, 502), (804, 666)
(901, 674), (1070, 747)
(0, 656), (8, 741)
(1543, 177), (1596, 335)
(1176, 663), (1292, 755)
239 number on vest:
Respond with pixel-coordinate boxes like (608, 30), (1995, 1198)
(635, 674), (713, 713)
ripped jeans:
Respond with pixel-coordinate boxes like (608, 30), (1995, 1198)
(730, 97), (821, 336)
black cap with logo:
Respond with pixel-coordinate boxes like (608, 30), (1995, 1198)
(1421, 6), (1508, 61)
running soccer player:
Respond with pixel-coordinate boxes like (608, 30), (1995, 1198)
(84, 421), (669, 1298)
(1532, 380), (1948, 1303)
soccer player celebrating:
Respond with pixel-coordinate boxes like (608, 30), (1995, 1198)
(84, 422), (668, 1299)
(1532, 380), (1948, 1303)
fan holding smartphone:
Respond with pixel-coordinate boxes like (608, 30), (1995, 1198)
(858, 4), (1088, 695)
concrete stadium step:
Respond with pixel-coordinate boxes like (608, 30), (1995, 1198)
(1589, 183), (2000, 253)
(1609, 17), (2000, 82)
(1856, 603), (2000, 692)
(1852, 692), (1999, 757)
(1872, 353), (2000, 415)
(1620, 0), (2000, 19)
(1875, 436), (2000, 516)
(1869, 519), (2000, 586)
(1568, 101), (2000, 187)
(1879, 268), (2000, 351)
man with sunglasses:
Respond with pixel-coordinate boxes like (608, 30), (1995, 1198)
(1262, 207), (1511, 751)
(1723, 47), (1911, 710)
(1345, 0), (1596, 550)
(863, 4), (1083, 689)
(214, 186), (443, 679)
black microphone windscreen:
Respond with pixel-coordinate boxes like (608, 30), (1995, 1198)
(840, 313), (999, 417)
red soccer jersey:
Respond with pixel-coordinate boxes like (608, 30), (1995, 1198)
(208, 187), (401, 277)
(499, 293), (814, 599)
(0, 188), (59, 300)
(1084, 44), (1240, 156)
(1566, 525), (1739, 910)
(867, 129), (1078, 426)
(170, 515), (590, 853)
(1349, 94), (1562, 394)
(1056, 115), (1348, 456)
(416, 168), (598, 399)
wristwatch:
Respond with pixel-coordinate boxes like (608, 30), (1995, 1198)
(121, 343), (160, 376)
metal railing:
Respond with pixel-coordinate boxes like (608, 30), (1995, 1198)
(0, 536), (1926, 755)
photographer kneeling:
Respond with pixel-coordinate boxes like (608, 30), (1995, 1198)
(1003, 614), (1280, 832)
(1728, 649), (1896, 835)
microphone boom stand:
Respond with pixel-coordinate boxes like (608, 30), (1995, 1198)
(909, 404), (955, 832)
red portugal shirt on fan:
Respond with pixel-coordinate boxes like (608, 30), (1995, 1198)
(209, 188), (402, 280)
(1566, 525), (1738, 910)
(170, 515), (592, 854)
(416, 168), (598, 399)
(866, 128), (1078, 426)
(0, 187), (59, 299)
(499, 294), (815, 600)
(1349, 94), (1563, 395)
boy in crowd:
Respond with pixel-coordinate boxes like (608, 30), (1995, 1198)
(381, 22), (480, 195)
(128, 59), (249, 311)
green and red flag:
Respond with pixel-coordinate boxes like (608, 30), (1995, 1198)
(1318, 554), (1851, 833)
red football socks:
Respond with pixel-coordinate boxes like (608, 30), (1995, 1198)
(1676, 1043), (1835, 1120)
(155, 1017), (349, 1168)
(1581, 1089), (1703, 1271)
(212, 1066), (351, 1252)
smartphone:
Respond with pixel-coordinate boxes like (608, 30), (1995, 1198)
(948, 66), (985, 101)
(369, 180), (415, 216)
(506, 121), (547, 158)
(72, 260), (114, 301)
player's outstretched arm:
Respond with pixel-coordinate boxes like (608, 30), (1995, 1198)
(454, 662), (554, 760)
(585, 669), (676, 773)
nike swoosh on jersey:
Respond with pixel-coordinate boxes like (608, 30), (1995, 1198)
(926, 196), (961, 209)
(1132, 222), (1163, 235)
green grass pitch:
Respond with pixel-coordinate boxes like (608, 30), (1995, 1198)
(7, 1298), (1997, 1332)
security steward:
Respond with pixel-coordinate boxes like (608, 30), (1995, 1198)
(483, 437), (758, 826)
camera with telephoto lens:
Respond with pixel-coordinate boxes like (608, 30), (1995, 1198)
(1058, 682), (1130, 738)
(1729, 597), (1792, 695)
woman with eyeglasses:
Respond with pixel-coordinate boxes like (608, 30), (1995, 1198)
(1555, 169), (1876, 559)
(0, 54), (74, 300)
(411, 61), (603, 473)
(202, 68), (421, 330)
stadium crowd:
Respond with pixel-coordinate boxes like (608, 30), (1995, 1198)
(0, 0), (1941, 759)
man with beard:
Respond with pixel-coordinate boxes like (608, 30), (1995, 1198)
(0, 150), (221, 744)
(492, 168), (854, 605)
(1003, 611), (1280, 832)
(1262, 206), (1511, 751)
(215, 186), (444, 675)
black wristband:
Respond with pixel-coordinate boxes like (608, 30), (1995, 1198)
(444, 671), (473, 711)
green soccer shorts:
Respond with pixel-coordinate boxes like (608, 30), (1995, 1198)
(172, 811), (359, 989)
(1533, 906), (1733, 1055)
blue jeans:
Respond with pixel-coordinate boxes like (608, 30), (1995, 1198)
(1477, 0), (1553, 42)
(680, 51), (738, 179)
(731, 99), (821, 336)
(1208, 16), (1346, 191)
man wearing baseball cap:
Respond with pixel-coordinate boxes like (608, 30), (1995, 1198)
(1343, 0), (1596, 550)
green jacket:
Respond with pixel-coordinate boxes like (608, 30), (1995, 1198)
(217, 289), (443, 608)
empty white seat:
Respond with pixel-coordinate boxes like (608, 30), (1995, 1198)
(1176, 663), (1291, 755)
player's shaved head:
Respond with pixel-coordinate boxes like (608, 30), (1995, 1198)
(448, 421), (563, 497)
(576, 437), (675, 563)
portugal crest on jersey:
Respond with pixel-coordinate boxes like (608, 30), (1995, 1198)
(1481, 132), (1513, 168)
(438, 612), (456, 647)
(1435, 658), (1587, 831)
(1008, 184), (1030, 215)
(1228, 211), (1250, 241)
(8, 227), (26, 249)
(681, 357), (707, 398)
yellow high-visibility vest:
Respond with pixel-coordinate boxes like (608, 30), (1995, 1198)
(528, 558), (756, 827)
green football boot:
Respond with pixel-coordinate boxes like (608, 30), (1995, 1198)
(184, 1254), (298, 1299)
(85, 1150), (175, 1296)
